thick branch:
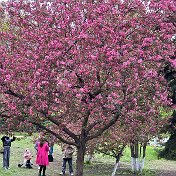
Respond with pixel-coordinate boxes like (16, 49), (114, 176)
(82, 110), (90, 130)
(96, 71), (101, 84)
(88, 89), (102, 100)
(30, 121), (77, 146)
(40, 111), (78, 142)
(86, 119), (102, 134)
(62, 126), (79, 143)
(86, 107), (121, 141)
(0, 113), (10, 118)
(75, 73), (84, 88)
(63, 40), (78, 56)
(5, 89), (25, 100)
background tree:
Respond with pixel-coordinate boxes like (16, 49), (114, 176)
(0, 0), (175, 175)
(159, 63), (176, 160)
(0, 1), (9, 132)
(87, 101), (170, 176)
(93, 124), (127, 176)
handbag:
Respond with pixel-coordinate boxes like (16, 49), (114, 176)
(48, 154), (53, 162)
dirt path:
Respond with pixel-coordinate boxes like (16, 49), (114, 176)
(115, 160), (176, 176)
(146, 160), (176, 176)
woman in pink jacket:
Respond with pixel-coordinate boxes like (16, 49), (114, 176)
(36, 138), (49, 176)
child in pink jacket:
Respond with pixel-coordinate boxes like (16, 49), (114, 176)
(18, 148), (33, 168)
(36, 138), (49, 176)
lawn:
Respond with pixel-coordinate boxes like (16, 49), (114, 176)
(0, 133), (174, 176)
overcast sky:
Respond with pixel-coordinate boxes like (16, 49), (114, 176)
(0, 0), (8, 2)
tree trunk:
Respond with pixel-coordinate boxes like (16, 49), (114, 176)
(75, 142), (86, 176)
(111, 155), (121, 176)
(112, 161), (119, 176)
(130, 145), (135, 171)
(111, 144), (126, 176)
(140, 142), (147, 172)
(131, 142), (147, 174)
(135, 142), (140, 172)
(130, 142), (139, 174)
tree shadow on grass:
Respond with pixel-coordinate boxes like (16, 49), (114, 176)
(83, 161), (134, 176)
(155, 169), (176, 176)
(83, 161), (156, 176)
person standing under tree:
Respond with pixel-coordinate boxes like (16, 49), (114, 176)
(34, 132), (45, 170)
(48, 141), (54, 162)
(60, 144), (75, 176)
(1, 132), (16, 169)
(36, 137), (49, 176)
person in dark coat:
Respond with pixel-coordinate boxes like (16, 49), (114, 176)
(1, 132), (16, 169)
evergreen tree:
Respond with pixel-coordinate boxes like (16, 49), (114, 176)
(159, 62), (176, 160)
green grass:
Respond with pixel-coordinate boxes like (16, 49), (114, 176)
(120, 146), (160, 163)
(0, 133), (171, 176)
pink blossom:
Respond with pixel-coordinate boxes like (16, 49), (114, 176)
(0, 1), (174, 173)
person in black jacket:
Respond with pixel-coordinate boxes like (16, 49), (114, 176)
(1, 132), (16, 169)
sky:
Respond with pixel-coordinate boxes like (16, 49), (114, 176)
(0, 0), (8, 2)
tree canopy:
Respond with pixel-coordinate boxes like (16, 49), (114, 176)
(0, 0), (175, 175)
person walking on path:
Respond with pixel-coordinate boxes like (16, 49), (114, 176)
(60, 144), (75, 176)
(1, 132), (16, 169)
(36, 137), (49, 176)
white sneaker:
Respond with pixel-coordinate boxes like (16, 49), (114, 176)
(59, 172), (64, 175)
(70, 173), (74, 176)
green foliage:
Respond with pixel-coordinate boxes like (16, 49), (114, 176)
(84, 160), (91, 165)
(120, 146), (159, 163)
(145, 146), (161, 161)
(159, 132), (176, 160)
(159, 107), (173, 119)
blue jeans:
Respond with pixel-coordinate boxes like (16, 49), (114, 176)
(62, 158), (73, 174)
(3, 146), (10, 168)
